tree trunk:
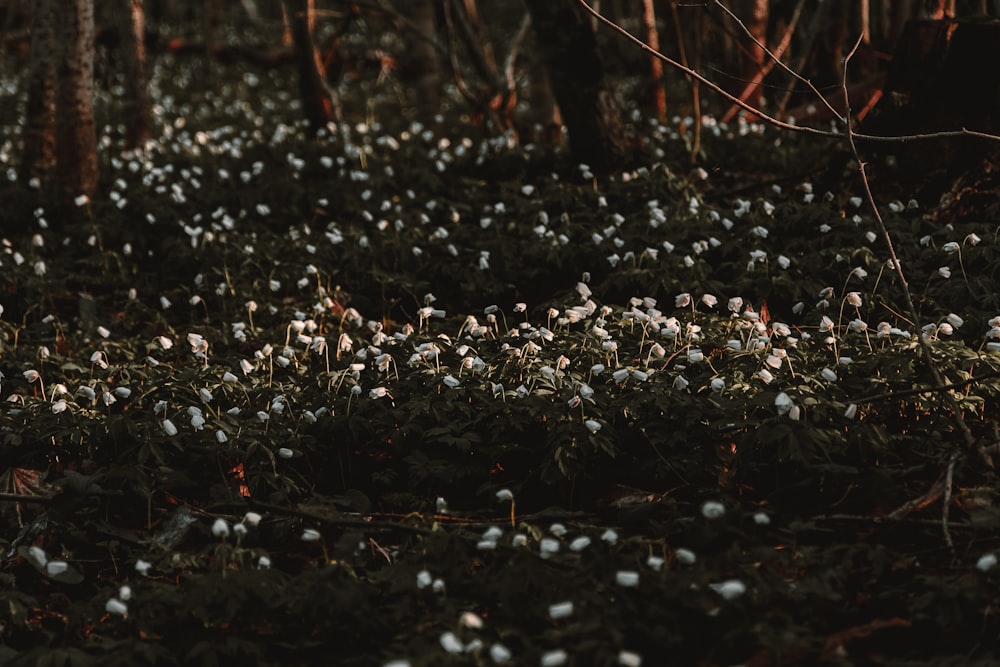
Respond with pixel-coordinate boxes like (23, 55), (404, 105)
(523, 0), (630, 172)
(20, 0), (57, 184)
(113, 0), (152, 149)
(860, 17), (1000, 213)
(396, 0), (441, 113)
(283, 0), (338, 133)
(55, 0), (98, 205)
(735, 0), (768, 110)
(641, 0), (666, 120)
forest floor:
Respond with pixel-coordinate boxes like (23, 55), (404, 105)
(1, 41), (1000, 667)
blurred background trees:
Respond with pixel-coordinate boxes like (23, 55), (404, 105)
(3, 0), (999, 197)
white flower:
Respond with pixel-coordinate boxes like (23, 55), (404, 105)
(943, 241), (961, 254)
(615, 570), (640, 587)
(541, 650), (568, 667)
(482, 526), (504, 542)
(539, 538), (560, 558)
(674, 548), (697, 565)
(710, 579), (747, 600)
(490, 643), (512, 663)
(243, 512), (262, 527)
(459, 611), (483, 629)
(416, 570), (433, 589)
(46, 561), (68, 576)
(496, 488), (513, 502)
(701, 294), (718, 308)
(618, 650), (643, 667)
(28, 546), (47, 567)
(774, 392), (794, 416)
(938, 267), (952, 278)
(675, 293), (691, 308)
(440, 632), (464, 654)
(701, 500), (726, 519)
(753, 512), (771, 526)
(211, 518), (230, 538)
(301, 528), (321, 542)
(820, 368), (838, 382)
(162, 419), (178, 436)
(569, 536), (591, 552)
(601, 528), (618, 544)
(966, 233), (982, 246)
(584, 419), (602, 434)
(105, 598), (128, 616)
(976, 553), (997, 571)
(845, 403), (858, 419)
(548, 601), (574, 619)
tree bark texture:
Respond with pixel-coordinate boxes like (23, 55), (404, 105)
(283, 0), (338, 133)
(641, 0), (665, 120)
(396, 0), (441, 113)
(20, 0), (57, 184)
(735, 0), (768, 109)
(112, 0), (152, 149)
(55, 0), (99, 203)
(523, 0), (630, 172)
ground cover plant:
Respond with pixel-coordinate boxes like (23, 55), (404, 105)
(3, 9), (1000, 667)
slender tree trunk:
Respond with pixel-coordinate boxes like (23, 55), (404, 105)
(55, 0), (98, 204)
(113, 0), (152, 149)
(523, 0), (630, 172)
(20, 0), (57, 184)
(396, 0), (441, 113)
(736, 0), (769, 110)
(525, 65), (561, 144)
(641, 0), (666, 120)
(283, 0), (338, 133)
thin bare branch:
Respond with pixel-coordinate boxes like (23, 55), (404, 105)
(576, 0), (1000, 145)
(716, 0), (824, 123)
(840, 34), (991, 536)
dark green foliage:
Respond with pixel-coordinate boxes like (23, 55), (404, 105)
(1, 38), (1000, 667)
